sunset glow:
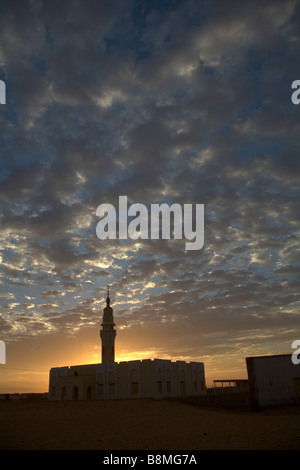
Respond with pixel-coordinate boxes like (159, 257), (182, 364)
(1, 0), (300, 395)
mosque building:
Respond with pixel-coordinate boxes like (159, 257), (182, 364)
(49, 287), (206, 401)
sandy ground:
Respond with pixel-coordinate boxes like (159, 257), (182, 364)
(0, 399), (299, 450)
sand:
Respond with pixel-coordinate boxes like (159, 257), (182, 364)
(0, 398), (299, 450)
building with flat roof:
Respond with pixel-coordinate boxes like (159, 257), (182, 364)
(246, 354), (300, 409)
(213, 379), (249, 393)
(49, 288), (206, 401)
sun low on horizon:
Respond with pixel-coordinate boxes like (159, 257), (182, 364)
(0, 286), (290, 393)
(0, 0), (299, 395)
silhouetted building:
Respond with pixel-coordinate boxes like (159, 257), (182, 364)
(246, 354), (300, 409)
(49, 288), (206, 400)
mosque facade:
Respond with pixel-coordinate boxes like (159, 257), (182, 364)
(49, 289), (206, 401)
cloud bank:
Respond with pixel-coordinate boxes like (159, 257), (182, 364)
(0, 0), (299, 385)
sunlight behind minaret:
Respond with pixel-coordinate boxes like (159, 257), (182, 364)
(116, 350), (158, 362)
(115, 349), (178, 363)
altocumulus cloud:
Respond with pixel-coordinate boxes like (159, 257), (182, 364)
(0, 0), (299, 373)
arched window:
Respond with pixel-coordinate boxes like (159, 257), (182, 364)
(130, 369), (139, 396)
(61, 386), (66, 400)
(108, 371), (116, 396)
(97, 372), (104, 398)
(97, 372), (104, 383)
(87, 386), (92, 400)
(108, 371), (115, 382)
(180, 369), (186, 396)
(72, 386), (79, 400)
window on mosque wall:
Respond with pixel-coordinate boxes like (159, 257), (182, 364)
(87, 386), (92, 400)
(98, 373), (104, 384)
(72, 386), (79, 400)
(157, 381), (162, 394)
(131, 382), (139, 395)
(109, 383), (115, 395)
(108, 371), (115, 382)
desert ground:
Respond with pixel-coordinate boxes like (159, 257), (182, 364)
(0, 398), (299, 450)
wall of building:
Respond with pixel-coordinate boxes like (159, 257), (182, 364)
(246, 354), (300, 409)
(49, 364), (97, 401)
(49, 359), (206, 401)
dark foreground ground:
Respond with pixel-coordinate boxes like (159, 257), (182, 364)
(0, 398), (299, 450)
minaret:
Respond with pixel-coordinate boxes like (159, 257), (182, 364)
(100, 285), (116, 363)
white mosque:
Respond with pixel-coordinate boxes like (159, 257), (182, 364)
(49, 287), (206, 401)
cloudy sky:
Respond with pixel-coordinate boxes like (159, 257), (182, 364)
(0, 0), (299, 392)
